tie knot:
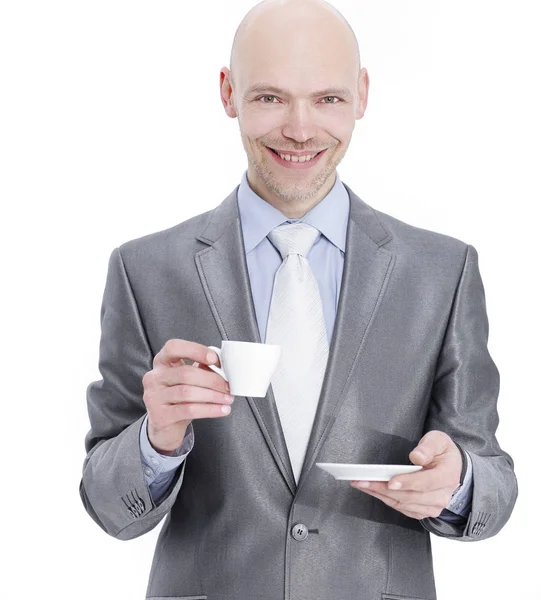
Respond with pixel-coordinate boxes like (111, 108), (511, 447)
(267, 222), (321, 259)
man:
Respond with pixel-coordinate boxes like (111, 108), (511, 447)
(79, 0), (518, 598)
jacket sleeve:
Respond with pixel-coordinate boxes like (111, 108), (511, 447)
(440, 449), (473, 519)
(140, 414), (194, 504)
(79, 246), (189, 540)
(420, 244), (518, 541)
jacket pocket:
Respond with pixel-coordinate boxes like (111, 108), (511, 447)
(382, 594), (433, 600)
(147, 596), (207, 600)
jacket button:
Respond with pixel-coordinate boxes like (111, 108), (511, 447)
(291, 523), (308, 541)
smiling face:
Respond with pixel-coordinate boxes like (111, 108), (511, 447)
(220, 0), (369, 217)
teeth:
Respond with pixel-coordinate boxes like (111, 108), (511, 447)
(276, 150), (319, 162)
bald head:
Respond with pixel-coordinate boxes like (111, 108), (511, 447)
(229, 0), (361, 90)
(220, 0), (369, 214)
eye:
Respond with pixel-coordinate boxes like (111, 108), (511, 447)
(255, 95), (341, 104)
(258, 95), (279, 103)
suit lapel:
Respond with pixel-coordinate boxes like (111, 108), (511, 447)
(195, 187), (297, 495)
(296, 183), (395, 489)
(194, 182), (395, 496)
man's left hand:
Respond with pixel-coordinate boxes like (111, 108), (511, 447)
(350, 430), (463, 520)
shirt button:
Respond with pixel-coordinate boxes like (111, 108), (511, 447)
(144, 467), (153, 476)
(291, 523), (309, 541)
(150, 457), (159, 465)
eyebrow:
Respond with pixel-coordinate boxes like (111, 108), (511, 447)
(245, 84), (353, 100)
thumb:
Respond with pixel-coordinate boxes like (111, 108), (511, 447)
(410, 445), (432, 466)
(410, 439), (436, 466)
(409, 431), (450, 466)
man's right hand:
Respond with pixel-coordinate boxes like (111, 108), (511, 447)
(142, 338), (234, 455)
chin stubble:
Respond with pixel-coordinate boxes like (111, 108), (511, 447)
(251, 146), (341, 203)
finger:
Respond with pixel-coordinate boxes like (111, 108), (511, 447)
(193, 360), (223, 370)
(371, 473), (448, 493)
(160, 382), (234, 406)
(193, 361), (213, 370)
(351, 482), (451, 508)
(359, 489), (444, 519)
(153, 339), (219, 369)
(193, 361), (229, 391)
(193, 361), (230, 392)
(410, 430), (452, 465)
(387, 460), (456, 492)
(155, 363), (230, 394)
(164, 400), (232, 422)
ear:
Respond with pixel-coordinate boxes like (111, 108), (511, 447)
(220, 67), (238, 118)
(356, 67), (369, 120)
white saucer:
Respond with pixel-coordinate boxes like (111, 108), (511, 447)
(316, 463), (423, 481)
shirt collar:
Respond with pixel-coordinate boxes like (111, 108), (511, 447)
(236, 169), (349, 254)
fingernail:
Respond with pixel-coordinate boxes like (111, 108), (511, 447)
(388, 481), (402, 490)
(357, 481), (370, 488)
(207, 351), (217, 364)
(221, 405), (231, 414)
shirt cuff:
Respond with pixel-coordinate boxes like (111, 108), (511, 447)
(139, 413), (195, 484)
(444, 449), (473, 516)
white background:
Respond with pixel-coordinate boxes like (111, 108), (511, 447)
(1, 1), (539, 598)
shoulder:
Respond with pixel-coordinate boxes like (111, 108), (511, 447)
(373, 206), (470, 266)
(376, 208), (470, 251)
(115, 208), (214, 267)
(343, 183), (472, 268)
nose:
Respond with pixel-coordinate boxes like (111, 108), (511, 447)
(281, 100), (318, 143)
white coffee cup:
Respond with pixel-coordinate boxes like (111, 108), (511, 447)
(207, 341), (281, 397)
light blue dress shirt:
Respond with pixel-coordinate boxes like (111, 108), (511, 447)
(139, 169), (473, 520)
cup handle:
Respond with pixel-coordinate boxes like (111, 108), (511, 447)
(206, 346), (228, 381)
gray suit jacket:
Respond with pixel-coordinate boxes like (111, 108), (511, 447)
(80, 183), (518, 600)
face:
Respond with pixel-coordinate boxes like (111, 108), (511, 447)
(221, 11), (369, 214)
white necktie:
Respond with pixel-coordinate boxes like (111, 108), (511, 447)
(265, 222), (330, 483)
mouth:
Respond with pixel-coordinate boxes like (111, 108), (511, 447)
(266, 146), (327, 169)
